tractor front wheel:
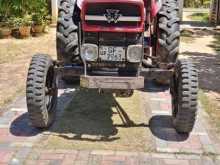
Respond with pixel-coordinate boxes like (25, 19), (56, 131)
(171, 59), (198, 133)
(26, 54), (57, 128)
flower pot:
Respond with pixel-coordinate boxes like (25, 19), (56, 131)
(19, 26), (31, 37)
(32, 25), (44, 33)
(0, 27), (12, 38)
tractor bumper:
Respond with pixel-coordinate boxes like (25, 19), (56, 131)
(80, 76), (144, 89)
(80, 68), (173, 89)
(56, 65), (173, 90)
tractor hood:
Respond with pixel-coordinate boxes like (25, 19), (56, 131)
(81, 0), (145, 33)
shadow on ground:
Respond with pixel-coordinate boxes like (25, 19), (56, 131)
(181, 21), (212, 27)
(182, 51), (220, 93)
(49, 89), (150, 142)
(10, 113), (42, 137)
(149, 115), (189, 141)
(10, 81), (190, 145)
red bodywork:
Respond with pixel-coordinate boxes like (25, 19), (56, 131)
(150, 0), (161, 17)
(81, 0), (146, 33)
(81, 0), (161, 33)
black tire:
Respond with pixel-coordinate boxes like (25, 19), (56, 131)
(56, 0), (80, 64)
(153, 0), (180, 63)
(171, 59), (198, 133)
(26, 54), (57, 128)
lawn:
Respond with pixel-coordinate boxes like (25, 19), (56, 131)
(187, 12), (209, 22)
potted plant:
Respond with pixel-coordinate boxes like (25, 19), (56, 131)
(14, 15), (32, 38)
(0, 18), (13, 38)
(0, 1), (13, 38)
(32, 3), (49, 34)
(32, 13), (45, 34)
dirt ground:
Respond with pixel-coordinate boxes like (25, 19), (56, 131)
(0, 29), (56, 108)
(180, 30), (220, 109)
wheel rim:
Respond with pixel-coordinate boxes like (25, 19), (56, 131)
(172, 71), (179, 117)
(45, 67), (56, 112)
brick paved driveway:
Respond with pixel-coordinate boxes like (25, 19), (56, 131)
(1, 81), (220, 165)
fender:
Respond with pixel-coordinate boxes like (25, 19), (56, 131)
(151, 0), (162, 17)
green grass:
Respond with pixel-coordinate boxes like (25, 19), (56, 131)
(188, 12), (209, 22)
(199, 90), (220, 132)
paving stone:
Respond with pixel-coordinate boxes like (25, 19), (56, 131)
(163, 159), (190, 165)
(61, 154), (77, 164)
(24, 159), (38, 165)
(74, 160), (88, 165)
(150, 98), (167, 102)
(180, 148), (203, 154)
(54, 149), (78, 154)
(175, 154), (201, 160)
(151, 158), (164, 165)
(138, 153), (152, 165)
(125, 156), (139, 165)
(152, 111), (170, 115)
(40, 150), (56, 154)
(14, 147), (31, 159)
(202, 156), (215, 165)
(214, 159), (220, 165)
(100, 160), (113, 165)
(91, 150), (115, 156)
(203, 144), (216, 154)
(0, 118), (11, 125)
(2, 111), (17, 119)
(10, 142), (34, 148)
(189, 159), (203, 165)
(88, 155), (102, 165)
(9, 158), (23, 165)
(200, 134), (212, 145)
(115, 151), (138, 156)
(75, 150), (90, 161)
(37, 160), (51, 165)
(149, 100), (161, 111)
(0, 150), (13, 163)
(102, 155), (126, 162)
(155, 138), (168, 148)
(156, 147), (180, 153)
(0, 142), (11, 149)
(39, 153), (64, 160)
(48, 159), (62, 165)
(10, 108), (27, 112)
(28, 150), (41, 160)
(152, 153), (176, 159)
(160, 102), (171, 111)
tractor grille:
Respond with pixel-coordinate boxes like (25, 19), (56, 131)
(84, 3), (142, 27)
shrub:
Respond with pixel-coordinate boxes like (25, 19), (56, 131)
(11, 15), (33, 28)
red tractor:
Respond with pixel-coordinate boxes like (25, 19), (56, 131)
(26, 0), (198, 134)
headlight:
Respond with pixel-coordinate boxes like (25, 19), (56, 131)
(81, 44), (98, 61)
(127, 45), (143, 63)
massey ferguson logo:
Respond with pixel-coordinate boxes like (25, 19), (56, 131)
(104, 9), (121, 23)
